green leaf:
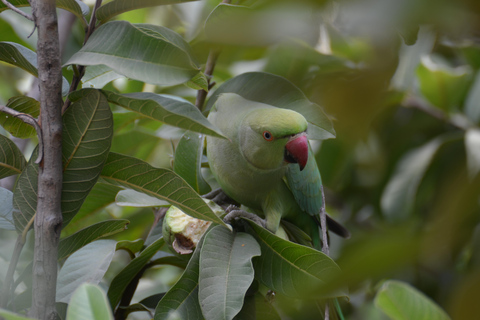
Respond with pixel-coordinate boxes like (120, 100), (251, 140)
(154, 237), (204, 320)
(0, 309), (35, 320)
(185, 72), (209, 91)
(247, 221), (343, 299)
(66, 284), (114, 320)
(174, 131), (211, 195)
(13, 89), (113, 232)
(101, 90), (225, 138)
(56, 240), (117, 303)
(464, 71), (480, 124)
(465, 129), (480, 178)
(0, 187), (15, 230)
(100, 152), (227, 227)
(116, 239), (144, 254)
(82, 65), (124, 89)
(374, 280), (451, 320)
(96, 0), (199, 22)
(66, 21), (200, 86)
(0, 42), (71, 96)
(417, 56), (472, 112)
(381, 136), (451, 221)
(199, 226), (260, 320)
(58, 220), (129, 260)
(116, 189), (169, 207)
(108, 237), (165, 308)
(0, 96), (40, 138)
(234, 292), (281, 320)
(206, 72), (335, 140)
(0, 133), (26, 179)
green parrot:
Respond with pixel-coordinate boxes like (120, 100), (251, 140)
(206, 93), (349, 245)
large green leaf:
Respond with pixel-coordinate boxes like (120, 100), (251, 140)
(58, 219), (129, 260)
(82, 65), (123, 89)
(66, 284), (114, 320)
(0, 309), (35, 320)
(102, 90), (225, 138)
(417, 56), (472, 112)
(0, 96), (40, 138)
(374, 280), (451, 320)
(0, 133), (26, 179)
(234, 292), (281, 320)
(154, 237), (204, 320)
(108, 237), (165, 308)
(56, 240), (117, 303)
(247, 221), (343, 299)
(0, 187), (15, 230)
(206, 72), (335, 140)
(174, 131), (211, 194)
(465, 71), (480, 125)
(380, 135), (459, 221)
(66, 21), (200, 86)
(115, 189), (169, 207)
(96, 0), (199, 22)
(13, 89), (113, 232)
(199, 226), (260, 320)
(0, 0), (89, 24)
(0, 42), (70, 96)
(100, 152), (227, 227)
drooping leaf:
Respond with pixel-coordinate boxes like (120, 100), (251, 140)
(154, 237), (204, 320)
(100, 152), (227, 227)
(58, 220), (129, 260)
(0, 96), (40, 139)
(116, 189), (169, 207)
(374, 280), (451, 320)
(0, 42), (71, 95)
(13, 89), (113, 232)
(417, 55), (472, 112)
(381, 136), (451, 221)
(199, 226), (260, 320)
(66, 284), (114, 320)
(108, 237), (165, 308)
(82, 65), (123, 89)
(96, 0), (199, 22)
(247, 221), (343, 299)
(205, 72), (335, 140)
(56, 240), (117, 303)
(234, 292), (281, 320)
(65, 21), (200, 86)
(101, 90), (225, 138)
(0, 187), (15, 230)
(0, 133), (26, 179)
(174, 131), (211, 195)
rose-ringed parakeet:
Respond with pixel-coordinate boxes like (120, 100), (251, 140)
(206, 93), (349, 246)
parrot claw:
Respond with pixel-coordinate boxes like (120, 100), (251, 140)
(223, 205), (266, 228)
(203, 188), (240, 210)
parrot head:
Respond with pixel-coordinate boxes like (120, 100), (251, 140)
(239, 107), (309, 171)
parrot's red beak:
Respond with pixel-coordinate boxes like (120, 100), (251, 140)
(285, 133), (308, 171)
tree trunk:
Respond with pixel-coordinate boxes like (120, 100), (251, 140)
(29, 0), (64, 319)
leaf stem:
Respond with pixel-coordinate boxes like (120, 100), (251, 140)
(62, 0), (103, 114)
(1, 0), (33, 21)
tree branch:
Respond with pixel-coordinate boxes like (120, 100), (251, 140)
(29, 0), (64, 318)
(1, 0), (33, 21)
(0, 104), (43, 163)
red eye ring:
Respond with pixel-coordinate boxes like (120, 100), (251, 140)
(263, 131), (273, 141)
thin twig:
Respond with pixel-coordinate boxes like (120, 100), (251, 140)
(319, 186), (329, 255)
(0, 104), (43, 163)
(61, 0), (103, 114)
(1, 0), (33, 21)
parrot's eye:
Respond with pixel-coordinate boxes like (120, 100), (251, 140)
(263, 131), (273, 141)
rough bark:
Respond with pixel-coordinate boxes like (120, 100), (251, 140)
(29, 0), (64, 319)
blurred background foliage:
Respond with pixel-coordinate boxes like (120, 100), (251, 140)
(1, 0), (480, 319)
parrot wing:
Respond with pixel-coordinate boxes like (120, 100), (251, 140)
(285, 147), (350, 238)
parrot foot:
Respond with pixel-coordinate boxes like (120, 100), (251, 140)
(223, 205), (266, 228)
(203, 188), (240, 210)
